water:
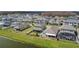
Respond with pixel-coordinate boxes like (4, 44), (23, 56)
(0, 37), (35, 48)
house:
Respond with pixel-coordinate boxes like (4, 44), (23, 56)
(32, 14), (41, 19)
(67, 16), (77, 19)
(33, 24), (46, 33)
(57, 25), (77, 41)
(49, 16), (62, 25)
(11, 22), (19, 27)
(23, 14), (33, 22)
(13, 22), (30, 31)
(63, 19), (79, 26)
(15, 15), (32, 22)
(32, 17), (47, 33)
(11, 17), (18, 22)
(34, 18), (46, 25)
(49, 18), (60, 25)
(40, 26), (59, 38)
(40, 25), (78, 41)
(1, 16), (12, 27)
(43, 16), (53, 21)
(42, 16), (53, 24)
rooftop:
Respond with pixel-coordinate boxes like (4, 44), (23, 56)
(42, 26), (59, 36)
(59, 25), (76, 31)
(63, 19), (79, 23)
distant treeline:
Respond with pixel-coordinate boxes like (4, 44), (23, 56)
(0, 11), (79, 15)
(0, 11), (42, 15)
(73, 11), (79, 15)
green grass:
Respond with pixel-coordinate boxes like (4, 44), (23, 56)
(0, 28), (79, 48)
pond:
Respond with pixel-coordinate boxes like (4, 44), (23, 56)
(0, 37), (35, 48)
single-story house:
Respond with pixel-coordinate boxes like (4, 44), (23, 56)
(49, 18), (62, 25)
(32, 14), (41, 19)
(33, 18), (47, 32)
(12, 22), (30, 31)
(63, 19), (79, 26)
(40, 26), (59, 38)
(1, 17), (12, 27)
(33, 24), (46, 33)
(49, 18), (58, 25)
(57, 25), (77, 41)
(34, 18), (46, 25)
(40, 25), (78, 41)
(11, 22), (19, 27)
(15, 16), (32, 22)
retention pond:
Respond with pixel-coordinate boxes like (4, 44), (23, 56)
(0, 37), (35, 48)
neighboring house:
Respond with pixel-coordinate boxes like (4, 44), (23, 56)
(67, 16), (78, 19)
(23, 14), (33, 22)
(41, 17), (50, 24)
(43, 16), (53, 21)
(40, 25), (78, 41)
(33, 17), (47, 32)
(15, 16), (32, 22)
(1, 17), (12, 27)
(32, 14), (41, 19)
(63, 19), (79, 26)
(57, 25), (77, 41)
(12, 22), (30, 31)
(48, 16), (63, 25)
(11, 22), (19, 27)
(34, 18), (46, 25)
(11, 17), (17, 22)
(33, 24), (46, 33)
(40, 26), (59, 38)
(49, 18), (62, 25)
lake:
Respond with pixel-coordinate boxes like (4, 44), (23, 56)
(0, 37), (35, 48)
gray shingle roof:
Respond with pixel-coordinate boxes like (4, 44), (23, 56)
(63, 19), (79, 23)
(42, 27), (58, 36)
(59, 25), (76, 31)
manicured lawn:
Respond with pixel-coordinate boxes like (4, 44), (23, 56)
(0, 28), (79, 48)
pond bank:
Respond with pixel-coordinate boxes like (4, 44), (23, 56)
(0, 36), (37, 48)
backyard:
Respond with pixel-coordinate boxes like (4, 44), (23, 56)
(0, 27), (79, 48)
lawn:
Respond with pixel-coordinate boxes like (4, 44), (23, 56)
(0, 28), (79, 48)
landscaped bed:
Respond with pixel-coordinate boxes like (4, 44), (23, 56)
(0, 28), (79, 48)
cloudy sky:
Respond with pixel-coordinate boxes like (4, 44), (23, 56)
(0, 0), (78, 11)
